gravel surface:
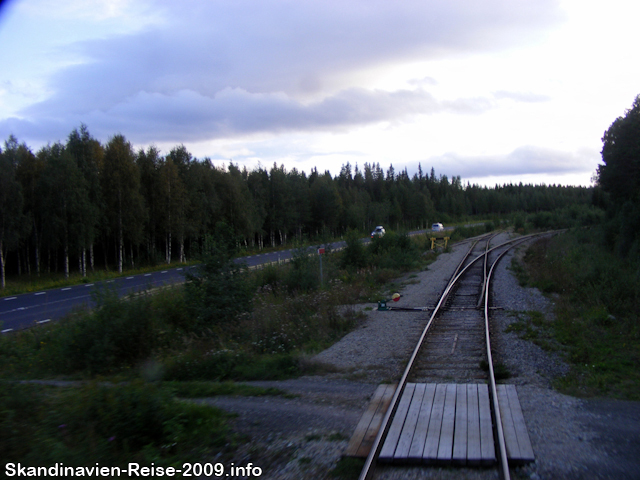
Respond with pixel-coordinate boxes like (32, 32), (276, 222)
(200, 236), (640, 480)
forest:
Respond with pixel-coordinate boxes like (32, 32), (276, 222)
(0, 124), (597, 287)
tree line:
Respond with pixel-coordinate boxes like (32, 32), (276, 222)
(0, 125), (595, 287)
(597, 94), (640, 259)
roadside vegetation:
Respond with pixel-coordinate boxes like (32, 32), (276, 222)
(0, 381), (233, 474)
(511, 95), (640, 400)
(515, 228), (640, 400)
(0, 230), (438, 469)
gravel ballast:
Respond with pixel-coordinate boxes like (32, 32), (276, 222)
(202, 236), (640, 480)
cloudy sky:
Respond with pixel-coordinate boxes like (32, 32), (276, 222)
(1, 0), (638, 186)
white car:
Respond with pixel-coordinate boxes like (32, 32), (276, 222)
(431, 223), (444, 232)
(371, 226), (385, 238)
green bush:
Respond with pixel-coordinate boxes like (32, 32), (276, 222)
(185, 235), (253, 331)
(46, 289), (160, 375)
(164, 350), (300, 381)
(368, 232), (419, 270)
(0, 381), (230, 466)
(0, 382), (47, 460)
(254, 264), (283, 295)
(284, 246), (320, 294)
(340, 229), (368, 270)
(449, 224), (487, 242)
(529, 205), (605, 231)
(523, 229), (640, 399)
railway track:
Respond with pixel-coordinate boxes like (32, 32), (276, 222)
(409, 236), (494, 384)
(358, 232), (545, 480)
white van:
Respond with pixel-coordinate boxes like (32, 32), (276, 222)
(431, 223), (444, 232)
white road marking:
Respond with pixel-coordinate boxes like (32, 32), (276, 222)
(37, 319), (51, 324)
(4, 297), (17, 301)
(126, 276), (134, 279)
(144, 273), (151, 276)
(1, 329), (13, 333)
(85, 284), (94, 287)
(34, 292), (45, 296)
(161, 271), (167, 273)
(62, 287), (72, 291)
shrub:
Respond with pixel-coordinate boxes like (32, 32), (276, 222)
(0, 381), (230, 466)
(523, 229), (640, 399)
(0, 382), (46, 460)
(46, 289), (160, 375)
(254, 264), (283, 295)
(340, 229), (368, 270)
(164, 350), (300, 381)
(185, 235), (253, 331)
(284, 246), (320, 294)
(368, 232), (419, 270)
(449, 224), (486, 242)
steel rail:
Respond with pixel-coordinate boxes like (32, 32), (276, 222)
(482, 234), (540, 480)
(358, 237), (493, 480)
(476, 232), (498, 308)
(358, 232), (544, 480)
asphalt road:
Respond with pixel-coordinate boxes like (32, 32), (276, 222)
(0, 229), (437, 333)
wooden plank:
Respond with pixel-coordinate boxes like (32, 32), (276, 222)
(497, 384), (520, 461)
(452, 384), (468, 465)
(505, 384), (535, 463)
(466, 384), (482, 466)
(436, 384), (457, 464)
(394, 383), (426, 460)
(478, 384), (496, 465)
(346, 384), (394, 457)
(379, 383), (415, 462)
(356, 384), (396, 457)
(407, 383), (436, 462)
(423, 384), (447, 463)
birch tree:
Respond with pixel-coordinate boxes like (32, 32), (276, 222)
(67, 124), (103, 275)
(38, 143), (92, 278)
(0, 138), (25, 288)
(102, 135), (145, 273)
(158, 156), (187, 263)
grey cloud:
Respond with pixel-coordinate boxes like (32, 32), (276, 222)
(414, 145), (599, 180)
(76, 87), (440, 143)
(4, 85), (498, 145)
(10, 0), (563, 143)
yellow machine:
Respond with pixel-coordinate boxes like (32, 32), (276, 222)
(430, 236), (449, 249)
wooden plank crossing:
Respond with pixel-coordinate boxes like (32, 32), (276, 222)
(496, 384), (535, 464)
(345, 383), (396, 457)
(346, 383), (534, 467)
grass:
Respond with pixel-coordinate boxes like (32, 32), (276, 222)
(329, 457), (365, 479)
(0, 380), (234, 471)
(0, 230), (448, 468)
(479, 359), (511, 380)
(505, 310), (559, 352)
(517, 228), (640, 400)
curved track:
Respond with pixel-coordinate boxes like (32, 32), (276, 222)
(359, 232), (545, 480)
